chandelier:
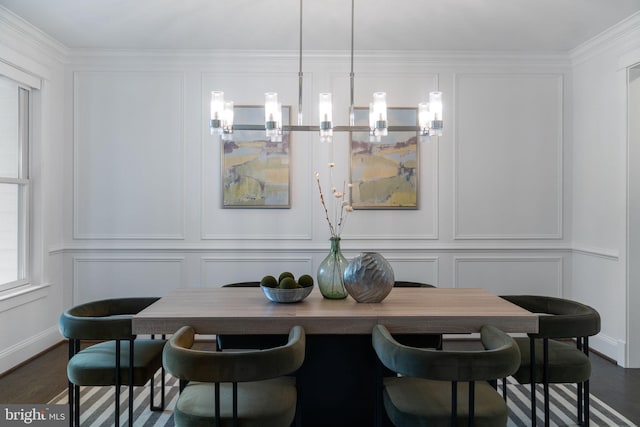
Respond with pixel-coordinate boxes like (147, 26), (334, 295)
(209, 0), (443, 142)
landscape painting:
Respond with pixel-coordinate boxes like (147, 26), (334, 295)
(350, 107), (419, 209)
(221, 105), (291, 208)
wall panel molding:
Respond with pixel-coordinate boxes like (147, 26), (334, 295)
(453, 256), (563, 295)
(453, 73), (564, 240)
(200, 256), (313, 287)
(72, 256), (185, 303)
(73, 70), (186, 240)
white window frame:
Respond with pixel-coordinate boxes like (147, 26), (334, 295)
(0, 79), (30, 292)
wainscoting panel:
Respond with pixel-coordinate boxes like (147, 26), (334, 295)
(200, 256), (313, 287)
(453, 256), (563, 295)
(72, 257), (185, 304)
(384, 256), (439, 286)
(454, 73), (563, 239)
(73, 71), (185, 239)
(201, 72), (314, 240)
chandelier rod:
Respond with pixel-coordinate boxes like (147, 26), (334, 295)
(298, 0), (304, 125)
(349, 0), (355, 126)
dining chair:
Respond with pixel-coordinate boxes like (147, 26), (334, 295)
(163, 324), (306, 426)
(372, 323), (521, 427)
(392, 281), (442, 350)
(58, 297), (166, 427)
(500, 295), (601, 427)
(216, 282), (289, 351)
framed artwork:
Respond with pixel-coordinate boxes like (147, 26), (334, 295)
(221, 105), (291, 208)
(349, 107), (419, 209)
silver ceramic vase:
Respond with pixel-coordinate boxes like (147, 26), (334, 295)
(343, 252), (394, 303)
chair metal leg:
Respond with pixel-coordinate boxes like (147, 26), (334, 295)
(74, 385), (80, 427)
(468, 380), (475, 427)
(502, 377), (508, 401)
(67, 340), (75, 427)
(543, 338), (550, 426)
(529, 337), (537, 427)
(115, 340), (121, 427)
(451, 381), (458, 427)
(128, 339), (134, 426)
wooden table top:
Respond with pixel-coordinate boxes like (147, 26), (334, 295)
(132, 287), (538, 335)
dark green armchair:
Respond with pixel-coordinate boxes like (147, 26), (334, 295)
(372, 324), (520, 426)
(58, 297), (166, 427)
(500, 295), (601, 426)
(164, 324), (306, 426)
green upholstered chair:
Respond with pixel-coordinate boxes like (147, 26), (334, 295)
(372, 324), (520, 427)
(163, 324), (306, 427)
(392, 281), (442, 350)
(500, 295), (601, 427)
(58, 297), (166, 427)
(216, 282), (288, 351)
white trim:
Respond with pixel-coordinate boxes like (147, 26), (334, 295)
(570, 12), (640, 66)
(452, 255), (564, 295)
(452, 73), (564, 240)
(0, 283), (49, 313)
(0, 60), (40, 89)
(0, 325), (61, 376)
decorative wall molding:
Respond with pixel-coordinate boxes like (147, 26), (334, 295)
(0, 325), (61, 376)
(453, 73), (564, 240)
(453, 256), (564, 295)
(570, 12), (640, 67)
(200, 256), (313, 287)
(383, 255), (439, 286)
(0, 284), (50, 313)
(0, 6), (68, 63)
(72, 70), (187, 240)
(572, 246), (620, 261)
(72, 256), (185, 304)
(51, 243), (576, 254)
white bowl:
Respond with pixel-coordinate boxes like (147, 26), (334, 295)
(260, 284), (313, 303)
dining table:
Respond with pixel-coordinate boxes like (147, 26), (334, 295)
(133, 286), (538, 426)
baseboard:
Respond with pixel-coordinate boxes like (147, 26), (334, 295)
(0, 325), (62, 375)
(590, 333), (625, 367)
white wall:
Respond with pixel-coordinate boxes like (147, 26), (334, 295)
(570, 15), (640, 366)
(3, 6), (640, 372)
(0, 7), (66, 373)
(62, 52), (572, 316)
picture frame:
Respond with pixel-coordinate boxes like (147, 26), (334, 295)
(221, 105), (291, 208)
(349, 107), (419, 209)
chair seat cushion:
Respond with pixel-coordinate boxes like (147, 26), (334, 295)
(68, 339), (166, 386)
(174, 377), (297, 427)
(383, 377), (508, 427)
(511, 337), (591, 384)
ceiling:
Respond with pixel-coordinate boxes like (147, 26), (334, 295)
(1, 0), (640, 52)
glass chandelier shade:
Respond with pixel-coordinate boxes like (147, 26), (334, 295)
(318, 93), (333, 142)
(208, 0), (443, 141)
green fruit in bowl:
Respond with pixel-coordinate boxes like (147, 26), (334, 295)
(279, 277), (298, 289)
(260, 275), (278, 288)
(298, 274), (314, 288)
(279, 271), (295, 282)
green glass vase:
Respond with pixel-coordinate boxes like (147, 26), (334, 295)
(317, 237), (348, 299)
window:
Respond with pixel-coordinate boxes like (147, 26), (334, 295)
(0, 75), (30, 291)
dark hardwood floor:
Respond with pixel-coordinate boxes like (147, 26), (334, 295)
(1, 340), (639, 425)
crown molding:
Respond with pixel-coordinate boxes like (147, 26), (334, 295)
(570, 11), (640, 66)
(0, 6), (68, 64)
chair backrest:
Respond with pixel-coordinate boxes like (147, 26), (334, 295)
(59, 297), (160, 340)
(393, 281), (435, 288)
(372, 324), (520, 382)
(222, 282), (261, 288)
(164, 325), (306, 383)
(500, 295), (601, 339)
